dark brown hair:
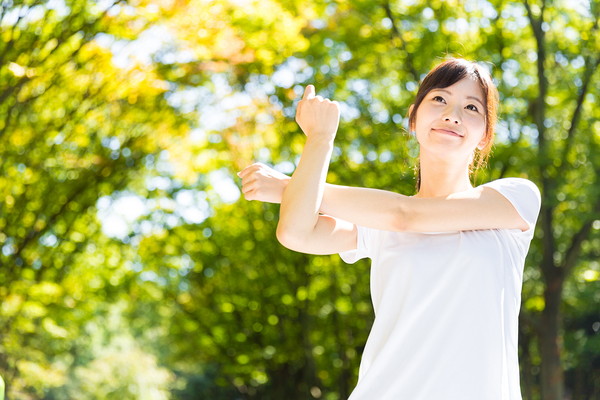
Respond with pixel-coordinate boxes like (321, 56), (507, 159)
(408, 58), (499, 186)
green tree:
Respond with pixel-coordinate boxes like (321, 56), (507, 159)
(0, 0), (186, 396)
(520, 1), (600, 398)
(130, 0), (600, 397)
(176, 0), (599, 397)
(2, 0), (599, 399)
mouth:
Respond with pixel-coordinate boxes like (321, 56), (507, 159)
(432, 128), (463, 137)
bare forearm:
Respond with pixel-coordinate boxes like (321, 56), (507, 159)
(320, 182), (530, 233)
(278, 138), (334, 238)
(321, 184), (406, 231)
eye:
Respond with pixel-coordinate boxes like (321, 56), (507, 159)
(466, 104), (479, 112)
(432, 95), (446, 103)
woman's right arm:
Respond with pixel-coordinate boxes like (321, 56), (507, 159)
(276, 136), (358, 255)
(267, 85), (357, 255)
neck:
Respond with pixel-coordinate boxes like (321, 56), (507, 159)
(415, 152), (473, 198)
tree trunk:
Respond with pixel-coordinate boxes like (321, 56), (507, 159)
(519, 314), (534, 400)
(539, 271), (564, 400)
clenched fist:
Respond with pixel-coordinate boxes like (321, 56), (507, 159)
(237, 163), (290, 203)
(295, 85), (340, 142)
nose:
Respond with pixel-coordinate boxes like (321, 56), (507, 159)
(442, 103), (462, 124)
(444, 115), (461, 125)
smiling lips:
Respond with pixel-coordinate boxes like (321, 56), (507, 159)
(432, 127), (463, 137)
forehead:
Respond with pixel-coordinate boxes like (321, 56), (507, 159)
(431, 76), (485, 101)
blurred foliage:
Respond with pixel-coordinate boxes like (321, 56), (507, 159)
(0, 0), (599, 399)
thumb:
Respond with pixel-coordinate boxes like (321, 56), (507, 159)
(302, 84), (315, 100)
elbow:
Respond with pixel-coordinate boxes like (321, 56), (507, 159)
(277, 221), (316, 252)
(276, 222), (292, 248)
(276, 222), (303, 251)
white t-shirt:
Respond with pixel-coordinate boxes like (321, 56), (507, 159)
(339, 178), (541, 400)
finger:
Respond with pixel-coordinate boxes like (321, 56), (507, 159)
(237, 166), (250, 178)
(302, 85), (315, 100)
(241, 175), (256, 186)
(315, 95), (324, 102)
(238, 165), (257, 179)
(238, 170), (250, 180)
(243, 189), (256, 200)
(242, 182), (257, 194)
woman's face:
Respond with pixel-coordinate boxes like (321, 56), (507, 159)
(413, 76), (487, 162)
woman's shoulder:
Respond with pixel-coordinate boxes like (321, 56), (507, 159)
(479, 177), (542, 224)
(479, 177), (540, 199)
(480, 176), (538, 190)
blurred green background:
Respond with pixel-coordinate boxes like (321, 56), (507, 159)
(0, 0), (599, 399)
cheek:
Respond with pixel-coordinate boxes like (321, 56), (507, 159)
(414, 115), (430, 142)
(466, 114), (486, 134)
(413, 105), (434, 130)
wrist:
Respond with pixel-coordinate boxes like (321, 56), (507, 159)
(304, 135), (335, 149)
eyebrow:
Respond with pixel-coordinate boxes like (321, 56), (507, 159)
(432, 88), (485, 107)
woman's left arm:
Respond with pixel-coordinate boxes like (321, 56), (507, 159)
(319, 184), (530, 232)
(239, 163), (529, 232)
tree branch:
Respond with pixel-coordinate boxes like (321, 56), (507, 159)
(558, 56), (600, 171)
(562, 136), (600, 274)
(561, 211), (599, 275)
(381, 1), (420, 82)
(523, 0), (556, 276)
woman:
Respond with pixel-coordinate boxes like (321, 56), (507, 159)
(238, 58), (540, 399)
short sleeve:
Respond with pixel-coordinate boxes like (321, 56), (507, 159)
(339, 225), (376, 264)
(482, 178), (541, 236)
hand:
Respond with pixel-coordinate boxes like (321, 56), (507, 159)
(295, 85), (340, 142)
(237, 162), (291, 203)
